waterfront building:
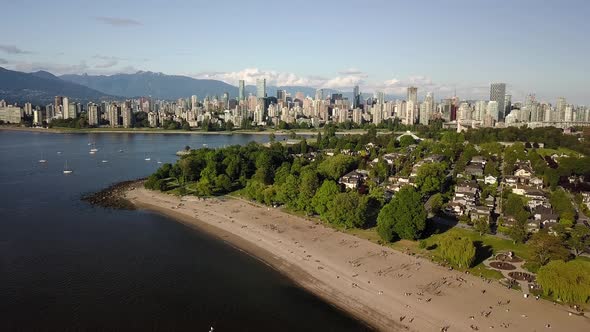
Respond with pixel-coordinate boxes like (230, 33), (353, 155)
(33, 109), (43, 126)
(62, 97), (70, 119)
(0, 105), (23, 123)
(24, 102), (32, 116)
(88, 103), (99, 126)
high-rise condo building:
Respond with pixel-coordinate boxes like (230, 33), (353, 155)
(489, 83), (506, 121)
(88, 103), (99, 126)
(62, 97), (70, 119)
(256, 78), (266, 98)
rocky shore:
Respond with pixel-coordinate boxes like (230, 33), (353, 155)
(82, 179), (144, 209)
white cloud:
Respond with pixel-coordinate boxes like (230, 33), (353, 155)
(0, 44), (31, 54)
(93, 16), (142, 27)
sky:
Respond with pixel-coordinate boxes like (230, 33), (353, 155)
(1, 0), (589, 104)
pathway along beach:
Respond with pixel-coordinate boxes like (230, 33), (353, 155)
(120, 182), (590, 332)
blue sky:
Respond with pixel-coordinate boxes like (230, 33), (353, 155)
(1, 0), (589, 104)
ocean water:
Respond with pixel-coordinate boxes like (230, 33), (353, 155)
(0, 130), (370, 332)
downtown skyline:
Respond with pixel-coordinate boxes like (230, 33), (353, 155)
(1, 0), (589, 104)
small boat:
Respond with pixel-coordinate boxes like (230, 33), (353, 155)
(89, 151), (96, 154)
(144, 157), (151, 161)
(157, 159), (162, 164)
(101, 160), (108, 163)
(90, 148), (99, 152)
(118, 149), (124, 153)
(63, 161), (73, 174)
(57, 151), (62, 154)
(39, 153), (47, 163)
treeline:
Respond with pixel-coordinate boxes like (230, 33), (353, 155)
(465, 126), (590, 155)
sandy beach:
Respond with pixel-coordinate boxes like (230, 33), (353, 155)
(123, 185), (590, 331)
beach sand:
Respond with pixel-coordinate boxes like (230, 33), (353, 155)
(124, 185), (590, 331)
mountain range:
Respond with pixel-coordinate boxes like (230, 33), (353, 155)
(0, 67), (399, 105)
(0, 67), (118, 105)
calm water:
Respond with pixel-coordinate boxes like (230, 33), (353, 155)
(0, 131), (370, 332)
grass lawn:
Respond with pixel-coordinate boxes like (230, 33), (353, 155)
(535, 147), (584, 158)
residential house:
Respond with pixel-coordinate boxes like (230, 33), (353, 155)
(484, 175), (497, 185)
(339, 170), (369, 190)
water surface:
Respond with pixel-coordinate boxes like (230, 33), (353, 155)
(0, 131), (370, 331)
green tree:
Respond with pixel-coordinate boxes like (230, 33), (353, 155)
(398, 135), (416, 147)
(415, 162), (447, 197)
(568, 224), (590, 257)
(427, 193), (444, 215)
(276, 174), (299, 208)
(537, 260), (590, 304)
(311, 180), (340, 217)
(528, 230), (570, 266)
(225, 120), (234, 131)
(550, 189), (576, 223)
(297, 168), (319, 214)
(325, 191), (369, 228)
(318, 154), (358, 180)
(507, 219), (528, 243)
(376, 186), (427, 241)
(474, 218), (490, 235)
(438, 234), (476, 268)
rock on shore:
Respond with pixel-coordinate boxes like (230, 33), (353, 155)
(82, 179), (144, 210)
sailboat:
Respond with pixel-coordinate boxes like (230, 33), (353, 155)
(89, 143), (99, 153)
(144, 154), (151, 161)
(63, 161), (73, 174)
(39, 153), (47, 163)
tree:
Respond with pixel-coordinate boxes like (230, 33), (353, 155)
(550, 189), (576, 223)
(311, 180), (340, 217)
(474, 218), (490, 235)
(225, 120), (234, 131)
(528, 230), (570, 266)
(398, 135), (416, 147)
(370, 159), (389, 185)
(182, 120), (191, 131)
(415, 162), (447, 197)
(318, 154), (358, 180)
(325, 191), (369, 228)
(507, 219), (528, 243)
(427, 193), (444, 215)
(377, 186), (427, 241)
(296, 168), (319, 214)
(438, 234), (476, 268)
(537, 260), (590, 304)
(276, 174), (299, 208)
(269, 132), (276, 143)
(568, 224), (590, 257)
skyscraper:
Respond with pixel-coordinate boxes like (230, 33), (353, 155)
(407, 86), (418, 104)
(353, 85), (360, 108)
(256, 78), (266, 98)
(88, 103), (99, 126)
(489, 83), (506, 121)
(556, 97), (567, 121)
(277, 89), (287, 103)
(238, 80), (245, 101)
(504, 94), (512, 117)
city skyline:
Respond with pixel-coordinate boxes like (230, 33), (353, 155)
(1, 0), (589, 104)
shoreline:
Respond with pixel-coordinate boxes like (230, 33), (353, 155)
(0, 126), (363, 136)
(119, 182), (590, 332)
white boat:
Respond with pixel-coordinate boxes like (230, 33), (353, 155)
(101, 160), (108, 163)
(63, 161), (73, 174)
(157, 159), (162, 164)
(39, 153), (47, 163)
(90, 148), (99, 152)
(57, 151), (62, 154)
(118, 149), (124, 153)
(144, 157), (151, 161)
(89, 151), (96, 154)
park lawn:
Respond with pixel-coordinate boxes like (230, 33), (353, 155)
(536, 147), (583, 158)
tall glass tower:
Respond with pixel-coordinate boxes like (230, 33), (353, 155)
(490, 83), (506, 121)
